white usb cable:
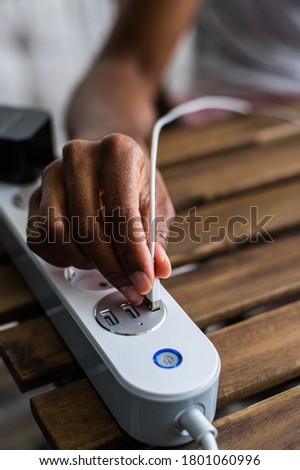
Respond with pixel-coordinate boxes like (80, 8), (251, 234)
(146, 95), (300, 312)
(146, 96), (253, 311)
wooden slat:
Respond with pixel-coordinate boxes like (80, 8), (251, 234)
(30, 379), (139, 450)
(0, 316), (79, 392)
(168, 179), (300, 266)
(164, 231), (300, 327)
(162, 134), (300, 210)
(32, 379), (300, 451)
(0, 264), (41, 324)
(30, 301), (300, 449)
(210, 301), (300, 408)
(157, 114), (300, 167)
(215, 386), (300, 450)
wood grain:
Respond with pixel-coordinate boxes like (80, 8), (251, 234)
(215, 386), (300, 450)
(162, 134), (300, 210)
(167, 179), (300, 266)
(165, 231), (300, 327)
(211, 301), (300, 408)
(0, 316), (79, 391)
(157, 114), (300, 167)
(0, 264), (41, 324)
(30, 379), (139, 450)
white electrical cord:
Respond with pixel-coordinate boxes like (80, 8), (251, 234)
(178, 406), (218, 450)
(149, 96), (253, 261)
(147, 95), (300, 310)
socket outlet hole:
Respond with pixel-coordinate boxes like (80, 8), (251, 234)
(64, 267), (112, 291)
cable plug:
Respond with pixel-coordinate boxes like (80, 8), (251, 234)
(178, 406), (219, 450)
(145, 278), (161, 311)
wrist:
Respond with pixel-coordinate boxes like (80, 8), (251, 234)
(66, 58), (157, 142)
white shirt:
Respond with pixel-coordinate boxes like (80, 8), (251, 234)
(1, 0), (300, 151)
(189, 0), (300, 98)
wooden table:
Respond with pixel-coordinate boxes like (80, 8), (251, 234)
(1, 107), (300, 450)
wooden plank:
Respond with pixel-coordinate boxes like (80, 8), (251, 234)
(0, 264), (41, 324)
(215, 386), (300, 450)
(164, 231), (300, 327)
(168, 179), (300, 266)
(157, 114), (300, 167)
(162, 134), (300, 210)
(30, 301), (300, 449)
(210, 301), (300, 408)
(0, 316), (79, 392)
(31, 377), (300, 450)
(30, 379), (139, 450)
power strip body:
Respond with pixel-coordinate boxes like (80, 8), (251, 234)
(0, 182), (220, 446)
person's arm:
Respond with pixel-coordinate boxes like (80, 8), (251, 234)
(27, 0), (200, 305)
(67, 0), (200, 140)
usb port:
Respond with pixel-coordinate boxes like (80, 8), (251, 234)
(100, 309), (119, 326)
(121, 303), (140, 319)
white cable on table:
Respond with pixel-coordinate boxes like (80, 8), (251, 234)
(147, 97), (252, 310)
(147, 95), (300, 310)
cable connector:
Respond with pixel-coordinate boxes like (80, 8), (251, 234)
(177, 406), (218, 450)
(145, 278), (161, 311)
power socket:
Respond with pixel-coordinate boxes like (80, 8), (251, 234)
(0, 181), (221, 447)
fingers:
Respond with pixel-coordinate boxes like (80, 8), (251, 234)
(62, 137), (145, 304)
(27, 161), (93, 269)
(26, 134), (174, 305)
(100, 134), (155, 294)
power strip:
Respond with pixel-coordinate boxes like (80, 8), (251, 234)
(0, 181), (220, 447)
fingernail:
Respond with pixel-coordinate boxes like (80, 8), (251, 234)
(120, 286), (143, 305)
(161, 252), (172, 277)
(162, 251), (171, 267)
(130, 272), (152, 295)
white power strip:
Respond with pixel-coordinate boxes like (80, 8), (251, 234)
(0, 181), (220, 447)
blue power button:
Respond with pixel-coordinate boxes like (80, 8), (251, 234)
(153, 349), (183, 369)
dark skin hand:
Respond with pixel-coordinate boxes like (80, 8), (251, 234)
(27, 0), (200, 304)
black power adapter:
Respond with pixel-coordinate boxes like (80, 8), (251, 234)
(0, 105), (54, 184)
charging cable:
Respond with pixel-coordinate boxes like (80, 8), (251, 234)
(146, 95), (300, 310)
(146, 96), (253, 311)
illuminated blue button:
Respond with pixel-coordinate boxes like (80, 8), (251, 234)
(153, 349), (182, 368)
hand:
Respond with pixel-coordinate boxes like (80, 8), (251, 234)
(27, 134), (175, 304)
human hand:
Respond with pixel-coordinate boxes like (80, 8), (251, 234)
(27, 134), (174, 304)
